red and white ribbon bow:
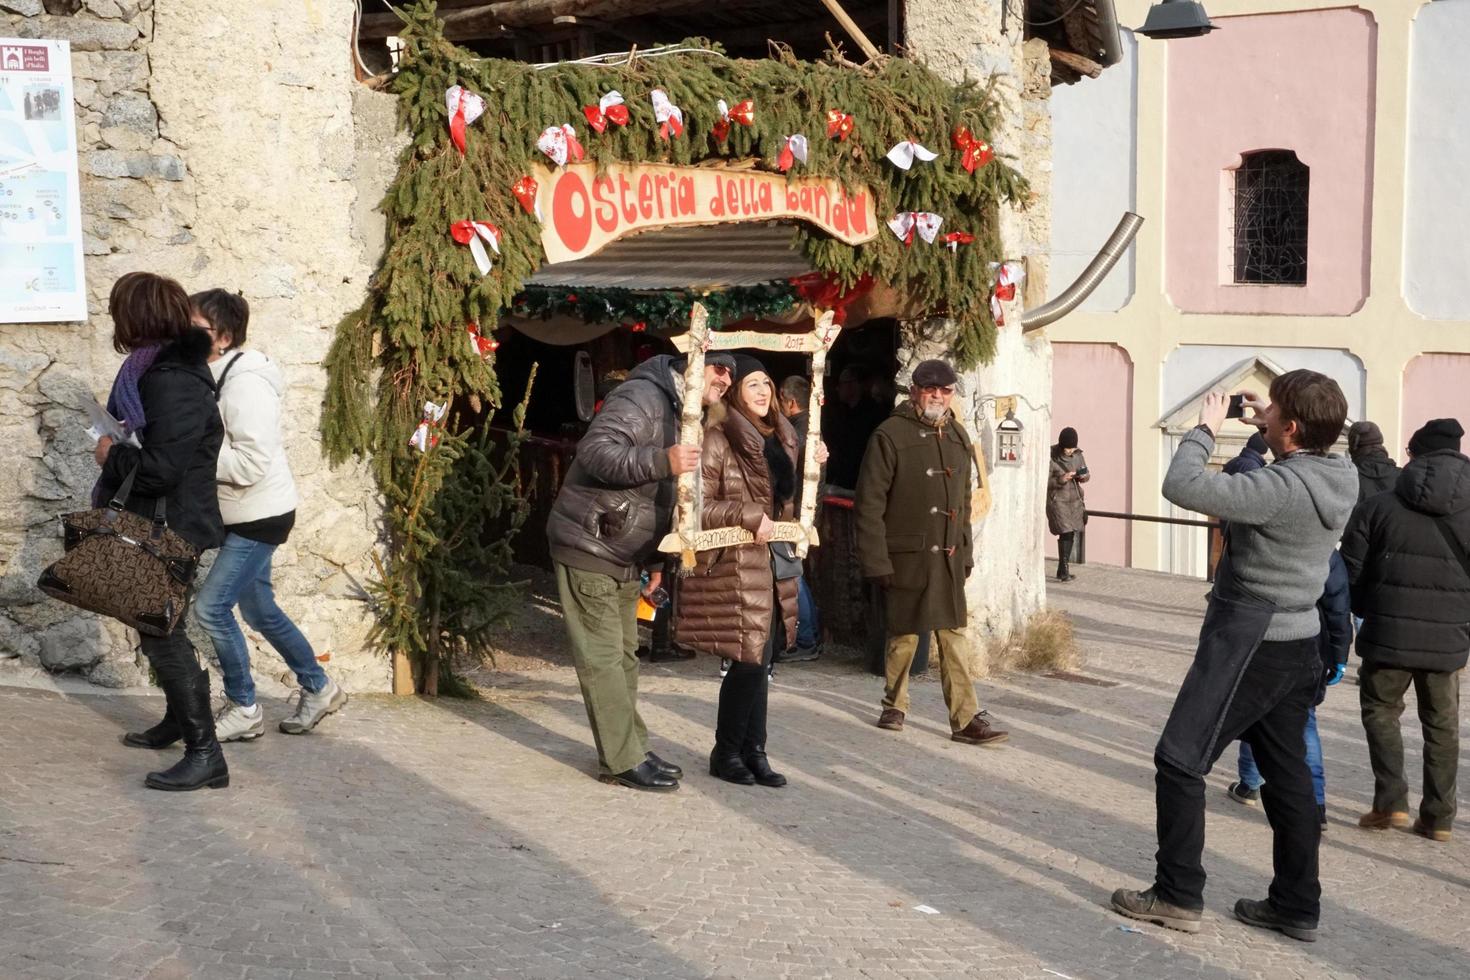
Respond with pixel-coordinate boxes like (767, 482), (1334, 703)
(450, 220), (501, 277)
(466, 323), (499, 359)
(777, 134), (809, 172)
(941, 231), (975, 252)
(951, 126), (994, 173)
(408, 401), (448, 453)
(712, 98), (754, 141)
(650, 88), (684, 140)
(886, 139), (938, 171)
(989, 261), (1026, 325)
(825, 108), (855, 141)
(445, 85), (486, 155)
(582, 90), (629, 134)
(536, 123), (585, 166)
(888, 211), (944, 246)
(511, 175), (542, 222)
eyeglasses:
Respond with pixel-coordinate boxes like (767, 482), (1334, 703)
(919, 385), (955, 396)
(709, 365), (732, 377)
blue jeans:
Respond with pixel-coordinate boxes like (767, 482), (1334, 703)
(1239, 706), (1325, 805)
(194, 533), (326, 706)
(795, 574), (820, 649)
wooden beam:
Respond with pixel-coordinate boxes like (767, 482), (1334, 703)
(360, 0), (690, 40)
(816, 0), (883, 61)
(1049, 47), (1103, 79)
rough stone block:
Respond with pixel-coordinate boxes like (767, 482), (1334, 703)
(87, 655), (145, 688)
(38, 618), (106, 672)
(11, 14), (140, 50)
(82, 0), (124, 17)
(0, 1), (45, 17)
(86, 149), (185, 181)
(102, 92), (157, 134)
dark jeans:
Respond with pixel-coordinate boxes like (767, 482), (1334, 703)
(715, 609), (779, 756)
(139, 624), (199, 685)
(1154, 637), (1321, 922)
(1359, 663), (1461, 830)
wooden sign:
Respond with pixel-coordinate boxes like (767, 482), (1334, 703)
(535, 163), (878, 264)
(670, 322), (842, 354)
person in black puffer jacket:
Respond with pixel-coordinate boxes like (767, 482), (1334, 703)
(1346, 420), (1401, 504)
(92, 272), (227, 793)
(1340, 418), (1470, 841)
(546, 351), (735, 793)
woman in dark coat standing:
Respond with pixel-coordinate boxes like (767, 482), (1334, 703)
(1047, 427), (1089, 582)
(94, 272), (229, 791)
(675, 355), (802, 787)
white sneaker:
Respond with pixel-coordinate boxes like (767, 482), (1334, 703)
(214, 700), (265, 742)
(719, 659), (730, 678)
(279, 678), (348, 735)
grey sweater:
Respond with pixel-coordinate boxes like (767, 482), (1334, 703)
(1163, 428), (1358, 640)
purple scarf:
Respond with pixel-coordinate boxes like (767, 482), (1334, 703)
(92, 345), (160, 506)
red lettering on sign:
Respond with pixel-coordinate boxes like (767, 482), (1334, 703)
(848, 192), (870, 235)
(593, 177), (617, 231)
(677, 177), (695, 215)
(617, 174), (637, 223)
(758, 183), (772, 212)
(709, 176), (727, 217)
(551, 170), (592, 255)
(654, 174), (670, 219)
(637, 174), (653, 220)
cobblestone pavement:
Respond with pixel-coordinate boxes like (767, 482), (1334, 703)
(3, 565), (1467, 980)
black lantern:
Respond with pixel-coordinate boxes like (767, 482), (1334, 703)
(1137, 0), (1217, 39)
(996, 409), (1024, 466)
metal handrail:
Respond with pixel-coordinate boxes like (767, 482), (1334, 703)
(1076, 510), (1223, 582)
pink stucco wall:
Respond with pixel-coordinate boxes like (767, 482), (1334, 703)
(1164, 9), (1376, 315)
(1051, 344), (1132, 567)
(1401, 354), (1470, 454)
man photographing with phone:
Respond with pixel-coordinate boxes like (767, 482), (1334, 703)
(1112, 370), (1356, 943)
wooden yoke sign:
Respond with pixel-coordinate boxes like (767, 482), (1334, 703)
(535, 163), (878, 264)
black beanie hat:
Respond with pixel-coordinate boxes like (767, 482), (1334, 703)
(1058, 427), (1078, 450)
(731, 353), (769, 386)
(1408, 418), (1463, 456)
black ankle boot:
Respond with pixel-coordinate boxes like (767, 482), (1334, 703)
(122, 707), (181, 749)
(146, 669), (229, 792)
(709, 747), (755, 785)
(742, 745), (787, 787)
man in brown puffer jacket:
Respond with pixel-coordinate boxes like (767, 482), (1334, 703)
(855, 359), (1008, 747)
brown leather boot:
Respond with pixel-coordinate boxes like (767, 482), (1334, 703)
(1357, 809), (1410, 830)
(952, 712), (1009, 746)
(876, 708), (905, 731)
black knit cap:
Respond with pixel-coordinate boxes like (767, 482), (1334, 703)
(732, 353), (769, 385)
(1408, 418), (1463, 456)
(912, 358), (958, 387)
(1058, 427), (1078, 450)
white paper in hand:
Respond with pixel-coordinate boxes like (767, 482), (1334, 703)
(82, 397), (142, 448)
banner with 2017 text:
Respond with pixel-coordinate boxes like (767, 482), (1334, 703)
(0, 38), (87, 323)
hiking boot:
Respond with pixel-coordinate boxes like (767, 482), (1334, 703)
(214, 700), (265, 742)
(1413, 819), (1451, 842)
(1233, 897), (1317, 943)
(719, 659), (731, 678)
(876, 708), (905, 731)
(279, 679), (348, 735)
(1357, 809), (1410, 830)
(1226, 781), (1260, 807)
(1109, 887), (1201, 934)
(774, 644), (820, 664)
(951, 712), (1009, 746)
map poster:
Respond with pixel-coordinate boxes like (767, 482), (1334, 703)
(0, 38), (87, 323)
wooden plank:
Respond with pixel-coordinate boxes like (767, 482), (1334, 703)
(360, 0), (682, 40)
(670, 328), (829, 354)
(816, 0), (883, 61)
(796, 310), (838, 557)
(657, 301), (709, 567)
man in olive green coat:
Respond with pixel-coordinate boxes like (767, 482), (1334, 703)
(855, 359), (1009, 746)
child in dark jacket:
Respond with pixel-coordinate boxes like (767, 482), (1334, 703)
(1226, 550), (1352, 829)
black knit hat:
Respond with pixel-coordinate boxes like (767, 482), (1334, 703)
(1058, 427), (1078, 450)
(732, 353), (769, 385)
(1408, 418), (1463, 456)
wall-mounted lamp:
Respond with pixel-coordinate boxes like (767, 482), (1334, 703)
(1137, 0), (1217, 40)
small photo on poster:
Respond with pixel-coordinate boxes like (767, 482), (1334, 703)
(22, 85), (63, 122)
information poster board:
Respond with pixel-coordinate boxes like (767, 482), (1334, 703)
(0, 38), (87, 323)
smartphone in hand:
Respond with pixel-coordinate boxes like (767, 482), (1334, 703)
(1226, 394), (1246, 419)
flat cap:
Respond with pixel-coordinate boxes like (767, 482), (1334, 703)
(912, 359), (957, 388)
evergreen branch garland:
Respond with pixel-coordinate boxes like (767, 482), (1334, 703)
(323, 0), (1029, 678)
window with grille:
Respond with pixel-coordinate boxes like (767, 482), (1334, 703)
(1231, 150), (1309, 285)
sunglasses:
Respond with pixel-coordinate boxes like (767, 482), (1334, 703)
(919, 385), (955, 396)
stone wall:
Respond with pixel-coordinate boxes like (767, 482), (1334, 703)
(904, 1), (1055, 650)
(0, 0), (401, 691)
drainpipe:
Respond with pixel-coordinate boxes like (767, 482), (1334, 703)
(1095, 0), (1125, 69)
(1021, 211), (1143, 332)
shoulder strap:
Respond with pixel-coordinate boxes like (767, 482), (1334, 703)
(213, 352), (245, 400)
(1430, 514), (1470, 585)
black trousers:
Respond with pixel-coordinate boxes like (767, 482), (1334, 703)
(139, 626), (199, 685)
(1153, 637), (1322, 922)
(715, 608), (780, 756)
(1058, 532), (1076, 566)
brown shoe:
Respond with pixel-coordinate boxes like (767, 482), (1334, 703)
(951, 713), (1009, 746)
(877, 708), (905, 731)
(1357, 809), (1411, 830)
(1413, 819), (1452, 842)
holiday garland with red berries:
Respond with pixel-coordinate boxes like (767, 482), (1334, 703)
(322, 0), (1028, 689)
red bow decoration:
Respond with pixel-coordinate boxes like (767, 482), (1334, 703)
(790, 273), (874, 325)
(941, 231), (975, 252)
(511, 176), (541, 222)
(628, 321), (647, 333)
(951, 126), (994, 173)
(825, 109), (855, 141)
(537, 124), (585, 166)
(650, 89), (684, 140)
(887, 211), (944, 247)
(582, 91), (629, 134)
(408, 401), (448, 453)
(445, 86), (486, 156)
(450, 220), (501, 277)
(989, 261), (1026, 325)
(467, 324), (499, 358)
(712, 98), (754, 141)
(777, 134), (809, 172)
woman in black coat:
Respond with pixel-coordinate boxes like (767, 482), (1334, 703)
(94, 271), (229, 792)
